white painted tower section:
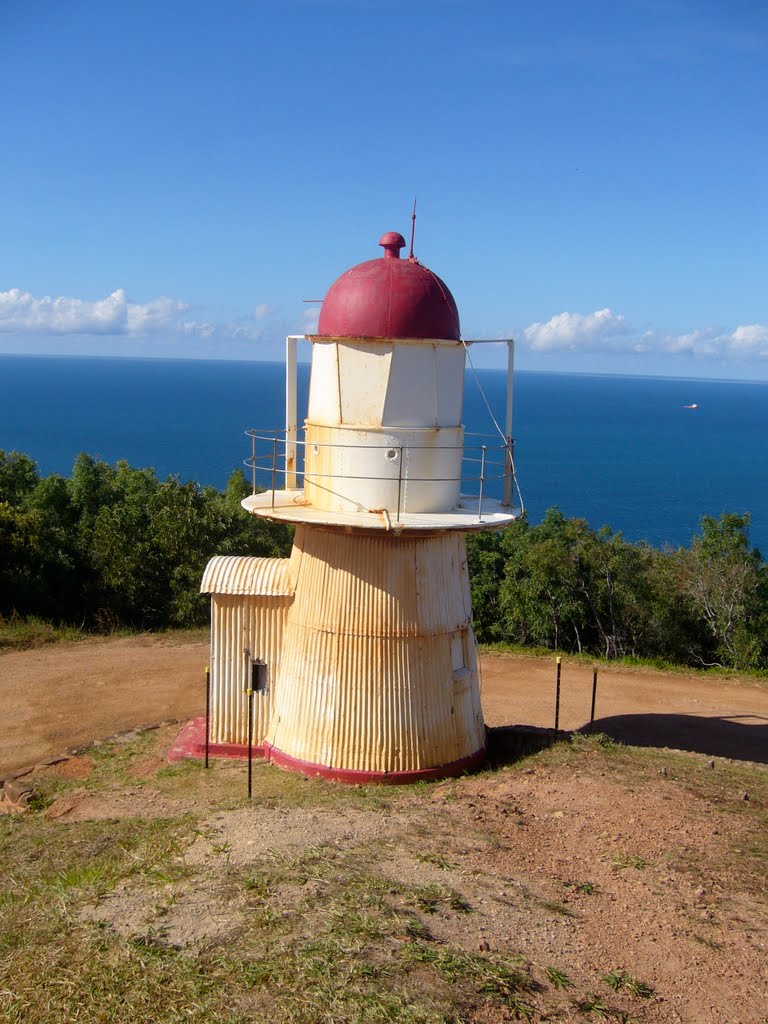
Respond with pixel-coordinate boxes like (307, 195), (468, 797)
(302, 337), (465, 515)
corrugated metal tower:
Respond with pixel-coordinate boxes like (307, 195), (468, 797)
(205, 230), (519, 782)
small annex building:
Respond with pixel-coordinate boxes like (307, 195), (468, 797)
(200, 553), (295, 756)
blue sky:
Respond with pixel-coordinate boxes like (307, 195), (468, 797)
(1, 0), (766, 377)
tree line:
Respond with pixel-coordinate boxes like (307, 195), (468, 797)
(2, 450), (766, 670)
(0, 450), (291, 631)
(465, 507), (768, 670)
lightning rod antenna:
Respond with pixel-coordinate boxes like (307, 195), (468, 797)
(409, 196), (417, 258)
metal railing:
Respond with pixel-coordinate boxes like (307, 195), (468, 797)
(244, 429), (518, 522)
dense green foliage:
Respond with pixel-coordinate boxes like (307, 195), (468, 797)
(466, 507), (768, 670)
(2, 450), (767, 670)
(0, 450), (292, 630)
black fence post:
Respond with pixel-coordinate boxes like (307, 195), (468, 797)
(554, 656), (562, 734)
(247, 687), (254, 799)
(204, 666), (210, 768)
(588, 667), (598, 735)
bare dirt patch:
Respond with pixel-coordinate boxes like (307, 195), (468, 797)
(448, 759), (768, 1022)
(36, 754), (94, 781)
(0, 634), (207, 774)
(43, 786), (190, 821)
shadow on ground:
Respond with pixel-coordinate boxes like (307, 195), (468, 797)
(487, 714), (768, 765)
(583, 712), (768, 764)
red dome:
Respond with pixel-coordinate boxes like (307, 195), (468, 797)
(316, 232), (461, 340)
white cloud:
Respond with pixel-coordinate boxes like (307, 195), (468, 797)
(0, 287), (189, 336)
(729, 324), (768, 355)
(182, 320), (217, 339)
(125, 295), (190, 334)
(518, 310), (768, 364)
(523, 308), (628, 351)
(0, 287), (277, 342)
(662, 324), (768, 359)
(9, 285), (767, 367)
(663, 329), (709, 354)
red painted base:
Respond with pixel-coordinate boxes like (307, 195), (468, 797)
(263, 742), (487, 785)
(167, 716), (265, 763)
(167, 718), (486, 784)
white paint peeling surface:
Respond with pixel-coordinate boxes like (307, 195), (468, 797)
(266, 525), (485, 774)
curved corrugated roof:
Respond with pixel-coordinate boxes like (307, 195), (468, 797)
(200, 556), (294, 596)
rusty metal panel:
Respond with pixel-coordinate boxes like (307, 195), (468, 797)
(285, 529), (472, 638)
(266, 525), (485, 773)
(209, 593), (292, 747)
(201, 556), (293, 597)
(316, 338), (466, 431)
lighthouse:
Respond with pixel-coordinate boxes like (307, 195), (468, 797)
(199, 230), (518, 782)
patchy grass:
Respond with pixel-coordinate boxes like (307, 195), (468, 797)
(3, 727), (768, 1023)
(576, 992), (610, 1018)
(544, 965), (573, 990)
(501, 731), (768, 901)
(609, 852), (648, 871)
(0, 615), (90, 651)
(416, 851), (458, 871)
(403, 941), (537, 1020)
(564, 879), (600, 895)
(0, 730), (547, 1024)
(0, 617), (209, 653)
(602, 970), (654, 998)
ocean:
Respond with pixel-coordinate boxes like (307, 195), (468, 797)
(1, 353), (767, 554)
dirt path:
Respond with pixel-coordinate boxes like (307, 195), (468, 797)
(0, 636), (207, 775)
(480, 653), (768, 764)
(2, 638), (767, 775)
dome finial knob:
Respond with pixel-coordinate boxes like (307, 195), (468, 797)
(379, 231), (406, 259)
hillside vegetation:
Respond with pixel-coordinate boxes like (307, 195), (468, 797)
(2, 450), (767, 671)
(467, 507), (768, 671)
(0, 451), (291, 632)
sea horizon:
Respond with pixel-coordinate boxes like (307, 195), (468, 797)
(2, 349), (768, 387)
(2, 352), (767, 554)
